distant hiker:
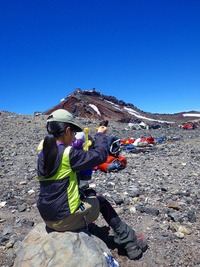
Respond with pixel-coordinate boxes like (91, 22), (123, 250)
(36, 109), (148, 260)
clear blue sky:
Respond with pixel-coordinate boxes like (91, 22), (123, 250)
(1, 0), (200, 115)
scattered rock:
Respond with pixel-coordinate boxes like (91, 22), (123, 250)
(13, 223), (111, 267)
(166, 200), (180, 210)
(0, 113), (200, 267)
(178, 225), (192, 235)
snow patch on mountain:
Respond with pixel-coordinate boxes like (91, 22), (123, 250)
(183, 113), (200, 117)
(89, 104), (101, 115)
(123, 107), (175, 123)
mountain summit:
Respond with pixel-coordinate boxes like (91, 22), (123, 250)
(43, 89), (200, 123)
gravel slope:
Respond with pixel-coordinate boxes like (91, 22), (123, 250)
(0, 113), (200, 267)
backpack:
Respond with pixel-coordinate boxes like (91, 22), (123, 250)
(98, 155), (127, 172)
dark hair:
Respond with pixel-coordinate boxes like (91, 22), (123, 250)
(43, 121), (75, 175)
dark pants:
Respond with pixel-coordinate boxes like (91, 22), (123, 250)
(97, 194), (136, 245)
(82, 189), (120, 227)
(47, 187), (136, 246)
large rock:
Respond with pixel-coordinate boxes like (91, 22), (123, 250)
(13, 223), (111, 267)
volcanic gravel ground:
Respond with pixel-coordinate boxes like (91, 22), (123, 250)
(0, 113), (200, 267)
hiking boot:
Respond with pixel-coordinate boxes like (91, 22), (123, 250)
(113, 221), (136, 245)
(136, 233), (148, 253)
(125, 233), (148, 260)
(113, 221), (148, 260)
(125, 242), (143, 260)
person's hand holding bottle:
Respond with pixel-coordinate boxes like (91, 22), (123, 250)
(97, 125), (107, 134)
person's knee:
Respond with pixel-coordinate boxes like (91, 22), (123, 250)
(83, 197), (100, 223)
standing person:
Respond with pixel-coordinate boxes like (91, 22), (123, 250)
(36, 109), (148, 260)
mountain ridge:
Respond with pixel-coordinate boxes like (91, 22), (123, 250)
(42, 89), (200, 124)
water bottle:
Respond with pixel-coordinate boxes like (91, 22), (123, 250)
(103, 252), (119, 267)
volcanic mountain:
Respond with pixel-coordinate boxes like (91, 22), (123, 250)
(42, 89), (200, 124)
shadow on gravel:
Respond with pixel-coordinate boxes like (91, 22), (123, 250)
(89, 225), (128, 257)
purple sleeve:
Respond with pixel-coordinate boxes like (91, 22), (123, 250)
(69, 133), (108, 172)
(70, 139), (84, 149)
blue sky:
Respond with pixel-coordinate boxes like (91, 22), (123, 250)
(0, 0), (200, 115)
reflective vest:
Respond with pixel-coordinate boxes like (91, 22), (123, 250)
(37, 146), (81, 216)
